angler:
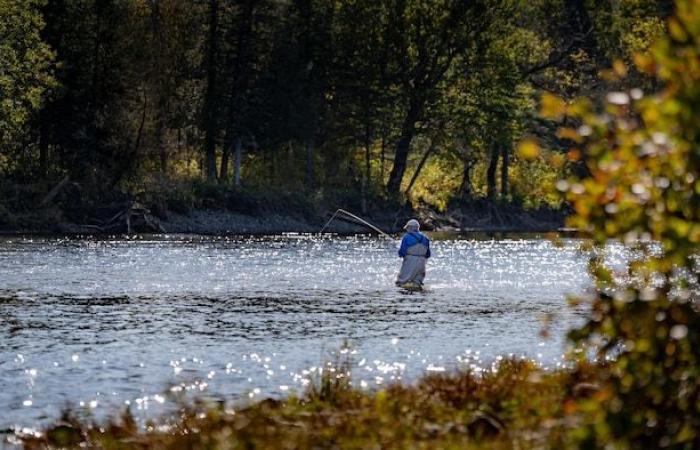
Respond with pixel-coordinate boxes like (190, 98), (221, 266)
(396, 219), (431, 289)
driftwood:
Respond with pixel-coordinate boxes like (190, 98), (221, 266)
(100, 201), (165, 233)
(416, 206), (460, 231)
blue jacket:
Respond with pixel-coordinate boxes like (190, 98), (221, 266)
(398, 232), (431, 258)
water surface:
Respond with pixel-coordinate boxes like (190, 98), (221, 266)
(0, 234), (592, 431)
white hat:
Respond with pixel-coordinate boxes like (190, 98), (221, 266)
(403, 219), (420, 231)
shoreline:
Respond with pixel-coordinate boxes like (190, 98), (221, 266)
(0, 182), (567, 236)
(0, 207), (568, 236)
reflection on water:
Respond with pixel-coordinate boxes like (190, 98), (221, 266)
(0, 234), (594, 431)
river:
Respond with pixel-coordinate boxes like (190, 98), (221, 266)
(0, 233), (602, 432)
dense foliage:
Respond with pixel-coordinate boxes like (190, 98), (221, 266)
(0, 0), (55, 169)
(534, 0), (700, 446)
(0, 0), (670, 213)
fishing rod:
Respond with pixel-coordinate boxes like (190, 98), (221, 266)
(320, 208), (394, 239)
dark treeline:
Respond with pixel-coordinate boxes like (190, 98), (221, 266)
(0, 0), (672, 220)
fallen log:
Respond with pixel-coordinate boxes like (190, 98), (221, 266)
(102, 201), (165, 233)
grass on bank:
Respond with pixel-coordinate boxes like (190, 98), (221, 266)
(20, 358), (602, 449)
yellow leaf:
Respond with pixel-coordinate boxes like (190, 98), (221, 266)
(668, 18), (687, 41)
(540, 93), (566, 120)
(567, 97), (593, 116)
(633, 53), (655, 74)
(556, 127), (583, 143)
(517, 139), (541, 160)
(669, 217), (690, 236)
(613, 59), (628, 77)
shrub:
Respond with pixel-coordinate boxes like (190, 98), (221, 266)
(546, 1), (700, 447)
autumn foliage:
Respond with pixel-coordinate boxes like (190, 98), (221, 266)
(546, 0), (700, 446)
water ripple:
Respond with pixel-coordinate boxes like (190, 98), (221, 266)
(0, 234), (591, 430)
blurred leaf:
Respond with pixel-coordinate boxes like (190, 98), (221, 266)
(516, 139), (541, 160)
(540, 93), (566, 120)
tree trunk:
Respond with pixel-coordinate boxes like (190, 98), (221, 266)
(387, 98), (422, 196)
(157, 118), (167, 175)
(223, 0), (255, 184)
(203, 0), (219, 182)
(500, 144), (509, 198)
(361, 177), (367, 215)
(362, 134), (371, 215)
(287, 141), (294, 169)
(486, 141), (499, 201)
(365, 140), (371, 192)
(404, 142), (435, 196)
(219, 137), (229, 181)
(109, 94), (148, 190)
(180, 128), (189, 173)
(305, 138), (314, 189)
(39, 111), (50, 177)
(149, 0), (168, 177)
(234, 137), (243, 187)
(380, 134), (386, 183)
(460, 159), (474, 201)
(269, 146), (276, 183)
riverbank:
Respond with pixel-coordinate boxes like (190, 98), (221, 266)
(18, 358), (597, 449)
(0, 207), (402, 235)
(0, 207), (566, 236)
(0, 182), (566, 235)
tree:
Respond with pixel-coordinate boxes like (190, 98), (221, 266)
(36, 0), (156, 190)
(218, 0), (277, 187)
(0, 0), (674, 220)
(256, 0), (332, 189)
(145, 0), (202, 177)
(446, 0), (543, 202)
(384, 0), (491, 198)
(328, 0), (398, 202)
(0, 0), (55, 177)
(202, 0), (221, 182)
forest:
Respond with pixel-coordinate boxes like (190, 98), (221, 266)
(0, 0), (671, 231)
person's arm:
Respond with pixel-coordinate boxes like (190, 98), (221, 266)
(398, 235), (409, 257)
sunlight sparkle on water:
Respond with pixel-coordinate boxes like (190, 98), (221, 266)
(0, 234), (593, 429)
